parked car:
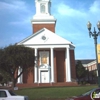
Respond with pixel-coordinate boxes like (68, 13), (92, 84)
(67, 88), (100, 100)
(0, 89), (29, 100)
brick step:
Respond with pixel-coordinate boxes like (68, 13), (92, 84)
(16, 82), (78, 88)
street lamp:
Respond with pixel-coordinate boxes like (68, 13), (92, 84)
(87, 21), (100, 87)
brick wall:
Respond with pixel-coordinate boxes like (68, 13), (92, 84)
(55, 50), (65, 82)
(32, 24), (55, 33)
(23, 67), (34, 84)
(16, 82), (78, 88)
(54, 50), (57, 82)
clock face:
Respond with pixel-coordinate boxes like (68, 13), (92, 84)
(42, 36), (46, 40)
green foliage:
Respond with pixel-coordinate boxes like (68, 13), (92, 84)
(0, 69), (11, 85)
(91, 71), (97, 78)
(0, 74), (3, 82)
(76, 60), (88, 84)
(76, 60), (86, 78)
(0, 44), (35, 86)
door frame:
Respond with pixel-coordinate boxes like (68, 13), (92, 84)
(40, 71), (49, 83)
(38, 64), (51, 83)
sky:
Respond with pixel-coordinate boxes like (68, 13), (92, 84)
(0, 0), (100, 60)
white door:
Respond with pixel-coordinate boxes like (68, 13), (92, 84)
(41, 71), (49, 83)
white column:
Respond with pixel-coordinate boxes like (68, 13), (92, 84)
(17, 67), (20, 83)
(34, 48), (38, 83)
(17, 66), (23, 83)
(49, 68), (51, 83)
(51, 48), (54, 82)
(20, 67), (23, 83)
(65, 47), (71, 82)
(38, 69), (40, 83)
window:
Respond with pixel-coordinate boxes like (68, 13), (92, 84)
(0, 91), (7, 97)
(39, 51), (49, 65)
(40, 4), (45, 13)
(94, 89), (100, 94)
(8, 90), (16, 96)
(41, 53), (47, 64)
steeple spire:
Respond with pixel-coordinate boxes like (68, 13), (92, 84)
(31, 0), (56, 33)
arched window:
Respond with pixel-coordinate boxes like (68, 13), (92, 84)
(40, 4), (45, 13)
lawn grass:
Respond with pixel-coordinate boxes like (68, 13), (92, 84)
(14, 85), (98, 100)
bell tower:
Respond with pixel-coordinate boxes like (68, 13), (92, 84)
(31, 0), (56, 33)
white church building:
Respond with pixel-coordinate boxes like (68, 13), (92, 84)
(17, 0), (77, 88)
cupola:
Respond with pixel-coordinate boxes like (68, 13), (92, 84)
(31, 0), (56, 33)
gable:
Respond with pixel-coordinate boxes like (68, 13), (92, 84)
(17, 28), (75, 47)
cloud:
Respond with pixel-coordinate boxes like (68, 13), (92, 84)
(11, 33), (27, 42)
(54, 0), (100, 22)
(9, 16), (32, 25)
(0, 0), (29, 13)
(53, 0), (99, 60)
(0, 0), (33, 25)
(54, 0), (100, 40)
(89, 0), (100, 13)
(56, 3), (87, 18)
(0, 32), (28, 47)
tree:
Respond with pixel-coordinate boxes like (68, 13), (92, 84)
(0, 68), (11, 85)
(76, 60), (87, 84)
(0, 74), (3, 82)
(0, 45), (35, 87)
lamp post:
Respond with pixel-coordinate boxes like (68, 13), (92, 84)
(87, 21), (100, 87)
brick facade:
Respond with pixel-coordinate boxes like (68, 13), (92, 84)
(55, 50), (65, 82)
(17, 82), (78, 88)
(23, 67), (34, 84)
(32, 24), (55, 33)
(21, 49), (76, 83)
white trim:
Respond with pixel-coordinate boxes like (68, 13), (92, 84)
(17, 28), (75, 48)
(17, 66), (23, 83)
(51, 48), (54, 82)
(38, 65), (51, 83)
(65, 48), (71, 82)
(32, 15), (56, 20)
(87, 60), (96, 66)
(34, 48), (38, 83)
(32, 21), (55, 24)
(83, 60), (96, 67)
(24, 45), (75, 49)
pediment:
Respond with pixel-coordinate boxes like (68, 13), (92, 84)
(17, 28), (74, 47)
(39, 64), (51, 69)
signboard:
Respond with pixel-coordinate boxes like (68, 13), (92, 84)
(97, 44), (100, 63)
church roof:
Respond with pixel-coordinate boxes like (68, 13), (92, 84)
(17, 28), (75, 48)
(75, 59), (95, 64)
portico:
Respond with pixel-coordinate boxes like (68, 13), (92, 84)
(33, 46), (72, 83)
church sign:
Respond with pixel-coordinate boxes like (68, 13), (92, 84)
(97, 44), (100, 63)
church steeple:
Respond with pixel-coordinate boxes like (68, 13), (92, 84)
(31, 0), (56, 33)
(35, 0), (51, 15)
